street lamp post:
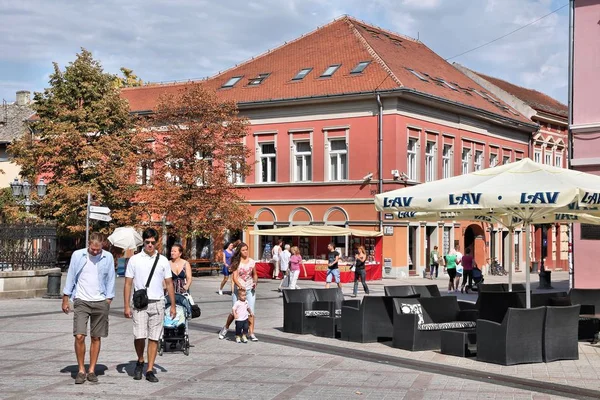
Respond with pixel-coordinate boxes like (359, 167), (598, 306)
(10, 178), (47, 212)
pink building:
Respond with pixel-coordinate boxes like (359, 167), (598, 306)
(571, 0), (600, 287)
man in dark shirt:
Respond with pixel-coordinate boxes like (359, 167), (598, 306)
(325, 243), (342, 289)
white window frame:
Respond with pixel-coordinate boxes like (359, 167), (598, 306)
(407, 138), (418, 181)
(545, 149), (552, 166)
(259, 142), (277, 183)
(534, 149), (541, 163)
(442, 144), (452, 179)
(136, 161), (154, 186)
(474, 150), (483, 171)
(555, 152), (563, 168)
(425, 141), (436, 182)
(490, 153), (498, 168)
(328, 139), (347, 181)
(294, 141), (312, 182)
(461, 148), (471, 175)
(503, 155), (511, 165)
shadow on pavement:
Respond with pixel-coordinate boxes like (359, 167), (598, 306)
(116, 361), (167, 377)
(60, 364), (108, 378)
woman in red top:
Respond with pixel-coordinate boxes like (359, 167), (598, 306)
(460, 248), (476, 293)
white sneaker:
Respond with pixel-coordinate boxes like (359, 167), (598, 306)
(235, 336), (241, 343)
(249, 334), (258, 342)
(218, 327), (228, 340)
(218, 290), (223, 295)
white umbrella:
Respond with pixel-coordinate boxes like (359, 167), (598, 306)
(375, 158), (600, 307)
(108, 227), (143, 250)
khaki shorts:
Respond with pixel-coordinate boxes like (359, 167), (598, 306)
(132, 300), (164, 341)
(73, 299), (110, 338)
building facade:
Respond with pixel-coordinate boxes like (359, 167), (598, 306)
(0, 91), (34, 188)
(571, 0), (600, 287)
(121, 17), (537, 277)
(455, 65), (569, 271)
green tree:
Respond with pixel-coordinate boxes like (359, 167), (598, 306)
(9, 48), (138, 234)
(113, 67), (144, 88)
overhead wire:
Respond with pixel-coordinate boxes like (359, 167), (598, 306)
(445, 3), (568, 61)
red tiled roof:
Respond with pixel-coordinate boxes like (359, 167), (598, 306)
(121, 16), (530, 124)
(471, 72), (567, 118)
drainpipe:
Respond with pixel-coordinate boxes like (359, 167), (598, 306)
(567, 0), (575, 289)
(377, 93), (383, 232)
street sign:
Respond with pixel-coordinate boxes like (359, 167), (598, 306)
(90, 206), (111, 214)
(89, 212), (112, 222)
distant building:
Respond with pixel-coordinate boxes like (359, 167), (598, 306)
(121, 16), (538, 276)
(0, 91), (34, 188)
(455, 64), (569, 271)
(570, 0), (600, 287)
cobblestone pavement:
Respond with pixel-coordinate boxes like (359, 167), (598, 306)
(0, 270), (596, 399)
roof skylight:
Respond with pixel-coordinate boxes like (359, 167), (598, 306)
(292, 68), (312, 81)
(350, 61), (371, 74)
(406, 68), (428, 81)
(222, 76), (242, 88)
(436, 78), (458, 91)
(248, 73), (270, 86)
(320, 64), (341, 78)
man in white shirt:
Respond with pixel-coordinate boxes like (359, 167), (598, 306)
(271, 239), (283, 279)
(278, 244), (291, 291)
(62, 232), (115, 384)
(124, 228), (176, 383)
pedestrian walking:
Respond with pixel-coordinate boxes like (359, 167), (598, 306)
(123, 228), (176, 383)
(460, 248), (475, 293)
(352, 246), (370, 297)
(278, 244), (291, 291)
(429, 246), (440, 279)
(288, 246), (306, 289)
(325, 243), (342, 289)
(62, 232), (115, 384)
(219, 242), (259, 341)
(169, 243), (192, 294)
(271, 239), (283, 279)
(218, 241), (235, 295)
(232, 288), (253, 343)
(444, 249), (459, 293)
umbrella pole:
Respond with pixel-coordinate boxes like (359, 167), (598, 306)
(508, 227), (514, 292)
(525, 223), (531, 308)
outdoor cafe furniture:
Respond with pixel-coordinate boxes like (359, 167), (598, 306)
(476, 307), (546, 365)
(569, 288), (600, 340)
(440, 328), (477, 358)
(282, 288), (344, 334)
(384, 284), (441, 298)
(314, 315), (342, 338)
(543, 305), (580, 362)
(392, 296), (477, 351)
(340, 296), (394, 343)
(478, 283), (526, 292)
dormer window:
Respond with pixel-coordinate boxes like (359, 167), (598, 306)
(248, 73), (270, 86)
(320, 64), (341, 78)
(222, 76), (242, 88)
(406, 68), (428, 82)
(292, 68), (312, 81)
(350, 61), (370, 74)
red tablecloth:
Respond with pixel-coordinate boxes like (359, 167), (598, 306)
(255, 262), (381, 283)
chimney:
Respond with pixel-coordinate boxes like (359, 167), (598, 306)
(16, 90), (31, 106)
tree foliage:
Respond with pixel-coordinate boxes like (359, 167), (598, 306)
(9, 48), (138, 234)
(129, 85), (252, 239)
(113, 67), (144, 88)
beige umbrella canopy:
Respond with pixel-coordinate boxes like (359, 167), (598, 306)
(108, 227), (143, 250)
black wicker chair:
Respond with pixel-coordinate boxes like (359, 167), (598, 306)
(476, 291), (523, 323)
(340, 296), (394, 343)
(392, 296), (477, 351)
(569, 289), (600, 340)
(476, 307), (546, 365)
(282, 289), (318, 334)
(384, 285), (440, 298)
(543, 305), (580, 362)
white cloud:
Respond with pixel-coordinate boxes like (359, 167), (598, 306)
(0, 0), (568, 103)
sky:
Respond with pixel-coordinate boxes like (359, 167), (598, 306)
(0, 0), (569, 105)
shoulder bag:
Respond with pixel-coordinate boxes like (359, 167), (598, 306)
(132, 254), (160, 310)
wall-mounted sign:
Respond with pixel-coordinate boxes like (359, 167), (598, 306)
(383, 226), (394, 236)
(384, 213), (394, 220)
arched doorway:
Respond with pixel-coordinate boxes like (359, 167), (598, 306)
(464, 224), (486, 267)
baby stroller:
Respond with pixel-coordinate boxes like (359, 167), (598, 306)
(159, 293), (192, 356)
(465, 266), (484, 293)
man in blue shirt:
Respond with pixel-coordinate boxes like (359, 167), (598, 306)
(62, 232), (115, 384)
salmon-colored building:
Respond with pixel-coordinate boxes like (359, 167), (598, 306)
(571, 0), (600, 287)
(121, 16), (538, 278)
(455, 65), (569, 272)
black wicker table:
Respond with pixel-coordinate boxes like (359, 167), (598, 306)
(314, 316), (341, 338)
(440, 328), (477, 357)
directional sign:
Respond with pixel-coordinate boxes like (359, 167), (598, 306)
(90, 206), (111, 214)
(89, 212), (112, 222)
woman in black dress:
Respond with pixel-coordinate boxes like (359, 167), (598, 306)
(352, 246), (370, 297)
